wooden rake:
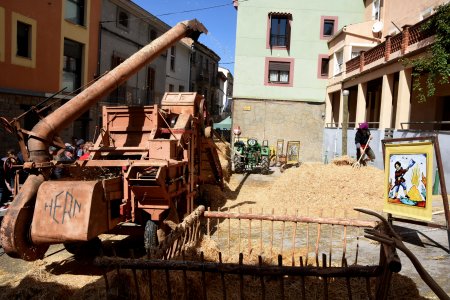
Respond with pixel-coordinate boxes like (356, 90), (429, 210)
(352, 135), (372, 168)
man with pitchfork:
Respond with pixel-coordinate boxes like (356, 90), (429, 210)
(355, 122), (375, 166)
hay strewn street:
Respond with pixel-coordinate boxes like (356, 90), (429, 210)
(1, 163), (449, 298)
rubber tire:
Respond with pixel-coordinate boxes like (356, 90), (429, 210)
(261, 156), (269, 175)
(233, 155), (244, 173)
(144, 220), (158, 253)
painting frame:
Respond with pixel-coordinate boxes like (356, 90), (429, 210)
(286, 141), (300, 164)
(383, 142), (434, 221)
(276, 139), (284, 160)
(382, 136), (450, 249)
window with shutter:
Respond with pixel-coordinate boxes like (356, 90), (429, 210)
(267, 13), (292, 49)
(269, 61), (290, 83)
(265, 57), (294, 86)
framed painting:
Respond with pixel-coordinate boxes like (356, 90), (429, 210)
(383, 142), (434, 221)
(286, 141), (300, 164)
(276, 139), (284, 158)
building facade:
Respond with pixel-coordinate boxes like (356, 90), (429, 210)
(165, 38), (192, 94)
(186, 39), (221, 122)
(325, 0), (450, 132)
(322, 0), (450, 189)
(100, 0), (169, 108)
(217, 67), (233, 119)
(0, 0), (101, 152)
(232, 0), (365, 161)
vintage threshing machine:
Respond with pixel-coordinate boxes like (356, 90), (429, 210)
(0, 19), (223, 261)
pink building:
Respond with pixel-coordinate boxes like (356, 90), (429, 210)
(325, 0), (450, 131)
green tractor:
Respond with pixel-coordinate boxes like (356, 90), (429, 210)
(233, 138), (270, 174)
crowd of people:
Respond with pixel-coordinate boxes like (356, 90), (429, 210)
(0, 149), (27, 211)
(49, 137), (93, 179)
(0, 137), (93, 210)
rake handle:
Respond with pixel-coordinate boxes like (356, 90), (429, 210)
(356, 135), (372, 164)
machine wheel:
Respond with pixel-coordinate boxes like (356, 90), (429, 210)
(64, 237), (102, 259)
(233, 155), (244, 173)
(144, 220), (158, 253)
(261, 156), (270, 174)
(269, 155), (277, 167)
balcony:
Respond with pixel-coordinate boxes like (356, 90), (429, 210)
(345, 16), (435, 78)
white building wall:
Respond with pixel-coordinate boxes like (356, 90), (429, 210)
(165, 41), (192, 92)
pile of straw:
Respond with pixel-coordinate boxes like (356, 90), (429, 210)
(331, 155), (357, 166)
(215, 141), (232, 182)
(206, 163), (385, 218)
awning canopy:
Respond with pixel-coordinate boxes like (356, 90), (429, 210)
(213, 116), (231, 130)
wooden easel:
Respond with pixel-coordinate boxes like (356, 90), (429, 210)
(381, 135), (450, 252)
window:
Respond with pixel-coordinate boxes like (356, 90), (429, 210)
(420, 7), (433, 20)
(264, 58), (294, 86)
(117, 9), (129, 29)
(147, 67), (155, 103)
(12, 13), (36, 67)
(333, 50), (343, 76)
(62, 39), (83, 93)
(169, 84), (174, 92)
(65, 0), (85, 26)
(109, 54), (126, 102)
(320, 16), (338, 39)
(323, 20), (335, 36)
(170, 46), (176, 71)
(179, 85), (185, 92)
(318, 55), (329, 79)
(372, 0), (380, 20)
(269, 62), (290, 83)
(268, 14), (291, 48)
(205, 58), (209, 71)
(16, 21), (31, 58)
(149, 28), (157, 41)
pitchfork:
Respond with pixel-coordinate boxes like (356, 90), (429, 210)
(352, 135), (372, 168)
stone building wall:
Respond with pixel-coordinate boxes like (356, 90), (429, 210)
(0, 92), (75, 157)
(232, 99), (325, 162)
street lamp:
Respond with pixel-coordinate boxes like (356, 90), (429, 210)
(342, 89), (349, 156)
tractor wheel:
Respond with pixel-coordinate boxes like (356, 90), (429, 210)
(64, 237), (102, 259)
(261, 156), (270, 174)
(144, 220), (158, 254)
(233, 155), (244, 173)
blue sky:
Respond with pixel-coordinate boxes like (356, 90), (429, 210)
(132, 1), (237, 74)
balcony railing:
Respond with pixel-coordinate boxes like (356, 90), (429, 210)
(390, 33), (402, 52)
(345, 14), (436, 75)
(364, 42), (385, 65)
(346, 56), (360, 73)
(408, 17), (434, 45)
